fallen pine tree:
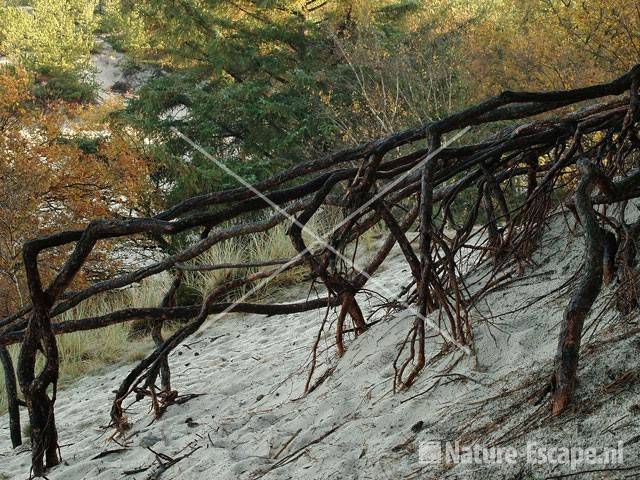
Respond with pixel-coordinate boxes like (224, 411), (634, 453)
(1, 65), (639, 476)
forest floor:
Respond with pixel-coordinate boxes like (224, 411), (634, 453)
(1, 214), (640, 480)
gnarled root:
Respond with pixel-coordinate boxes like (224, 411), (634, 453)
(335, 292), (367, 357)
(393, 315), (427, 391)
(552, 159), (606, 415)
(0, 346), (22, 448)
(602, 229), (618, 285)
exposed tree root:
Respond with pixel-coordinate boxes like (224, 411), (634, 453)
(0, 345), (22, 448)
(552, 159), (611, 415)
(1, 66), (639, 475)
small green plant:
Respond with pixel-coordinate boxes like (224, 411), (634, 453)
(32, 72), (98, 103)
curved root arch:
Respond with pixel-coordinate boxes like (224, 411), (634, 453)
(0, 66), (639, 474)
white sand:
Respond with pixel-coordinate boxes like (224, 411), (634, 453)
(91, 37), (153, 102)
(91, 38), (126, 96)
(1, 215), (639, 479)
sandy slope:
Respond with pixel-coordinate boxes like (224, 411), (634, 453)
(91, 37), (153, 102)
(1, 217), (639, 480)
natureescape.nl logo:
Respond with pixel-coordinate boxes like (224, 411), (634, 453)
(419, 440), (624, 469)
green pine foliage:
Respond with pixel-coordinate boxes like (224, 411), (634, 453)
(112, 0), (465, 206)
(0, 0), (98, 101)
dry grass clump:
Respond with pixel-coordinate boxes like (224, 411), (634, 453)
(0, 275), (171, 415)
(186, 208), (364, 301)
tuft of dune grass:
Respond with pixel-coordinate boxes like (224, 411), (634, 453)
(0, 276), (171, 415)
(0, 323), (151, 416)
(185, 208), (363, 300)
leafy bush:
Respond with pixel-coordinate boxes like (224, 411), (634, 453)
(32, 71), (98, 103)
(0, 0), (98, 101)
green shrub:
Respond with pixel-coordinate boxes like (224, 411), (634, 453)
(32, 72), (98, 103)
(0, 0), (98, 102)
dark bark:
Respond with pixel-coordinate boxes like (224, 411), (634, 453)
(18, 240), (60, 476)
(552, 159), (607, 415)
(399, 135), (439, 389)
(0, 297), (340, 347)
(602, 230), (618, 285)
(375, 202), (421, 281)
(147, 272), (183, 397)
(526, 152), (539, 199)
(0, 346), (21, 448)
